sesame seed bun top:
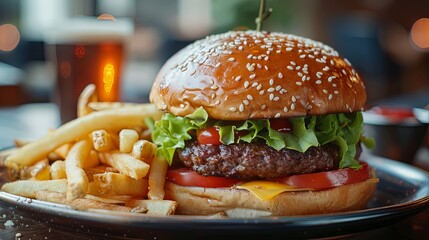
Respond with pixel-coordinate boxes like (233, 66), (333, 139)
(150, 30), (367, 120)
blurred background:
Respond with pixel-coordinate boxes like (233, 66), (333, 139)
(0, 0), (428, 107)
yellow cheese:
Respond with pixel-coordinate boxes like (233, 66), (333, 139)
(236, 181), (311, 200)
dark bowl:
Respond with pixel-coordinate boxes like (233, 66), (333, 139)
(363, 112), (428, 164)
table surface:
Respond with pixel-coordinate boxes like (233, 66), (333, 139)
(1, 103), (429, 240)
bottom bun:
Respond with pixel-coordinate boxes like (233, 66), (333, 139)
(164, 180), (376, 217)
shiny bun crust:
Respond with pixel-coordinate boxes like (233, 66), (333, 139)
(164, 180), (376, 216)
(150, 31), (366, 120)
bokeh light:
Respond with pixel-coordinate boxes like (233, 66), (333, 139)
(0, 24), (20, 51)
(411, 18), (429, 49)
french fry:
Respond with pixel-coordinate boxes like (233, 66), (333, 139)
(14, 139), (32, 147)
(19, 159), (50, 180)
(84, 194), (126, 205)
(119, 129), (139, 153)
(65, 139), (91, 201)
(5, 104), (162, 170)
(35, 191), (132, 212)
(86, 181), (135, 202)
(148, 157), (168, 200)
(88, 102), (139, 111)
(54, 143), (73, 159)
(50, 160), (66, 179)
(77, 84), (97, 118)
(101, 152), (150, 179)
(91, 130), (115, 152)
(82, 150), (100, 169)
(126, 199), (177, 216)
(131, 140), (156, 164)
(35, 190), (69, 205)
(0, 148), (18, 167)
(93, 172), (148, 197)
(1, 179), (67, 198)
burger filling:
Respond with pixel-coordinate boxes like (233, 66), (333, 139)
(148, 107), (375, 199)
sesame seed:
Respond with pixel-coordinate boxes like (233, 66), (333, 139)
(215, 63), (221, 68)
(260, 104), (267, 110)
(333, 83), (337, 87)
(334, 90), (339, 94)
(315, 80), (322, 84)
(228, 57), (235, 62)
(239, 104), (244, 112)
(235, 76), (242, 81)
(276, 50), (281, 53)
(328, 94), (333, 100)
(249, 74), (256, 79)
(269, 94), (274, 101)
(256, 84), (262, 90)
(308, 54), (314, 58)
(296, 82), (302, 86)
(244, 81), (250, 88)
(247, 95), (254, 100)
(238, 46), (243, 50)
(276, 85), (281, 91)
(246, 63), (255, 71)
(264, 56), (269, 61)
(283, 107), (289, 112)
(229, 107), (237, 112)
(323, 89), (328, 94)
(323, 66), (330, 71)
(243, 99), (249, 105)
(267, 87), (275, 92)
(211, 93), (216, 99)
(180, 104), (185, 109)
(247, 54), (253, 59)
(302, 76), (306, 81)
(278, 73), (283, 78)
(257, 63), (262, 68)
(287, 66), (294, 70)
(275, 113), (281, 118)
(259, 90), (265, 95)
(328, 76), (336, 82)
(251, 82), (258, 87)
(295, 66), (301, 70)
(273, 96), (279, 101)
(330, 59), (335, 65)
(300, 54), (306, 58)
(264, 65), (269, 70)
(210, 85), (218, 90)
(290, 61), (296, 66)
(269, 79), (274, 85)
(292, 96), (296, 102)
(215, 100), (220, 105)
(291, 103), (296, 110)
(342, 69), (347, 75)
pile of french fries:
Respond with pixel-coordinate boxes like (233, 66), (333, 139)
(0, 84), (177, 216)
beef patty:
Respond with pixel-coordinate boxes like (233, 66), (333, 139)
(176, 141), (361, 180)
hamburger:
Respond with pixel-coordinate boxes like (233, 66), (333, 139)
(149, 30), (376, 217)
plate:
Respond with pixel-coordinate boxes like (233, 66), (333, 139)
(1, 155), (429, 239)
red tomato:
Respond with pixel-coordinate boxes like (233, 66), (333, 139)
(197, 127), (221, 145)
(166, 168), (241, 188)
(270, 118), (292, 133)
(275, 163), (371, 189)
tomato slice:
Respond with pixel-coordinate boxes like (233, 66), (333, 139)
(274, 163), (371, 189)
(166, 168), (241, 188)
(197, 127), (221, 145)
(269, 118), (292, 133)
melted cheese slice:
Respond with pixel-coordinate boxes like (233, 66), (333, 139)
(236, 181), (311, 200)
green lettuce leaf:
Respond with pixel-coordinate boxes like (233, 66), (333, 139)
(151, 107), (366, 168)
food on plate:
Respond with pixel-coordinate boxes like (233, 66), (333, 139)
(149, 30), (377, 216)
(0, 85), (177, 216)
